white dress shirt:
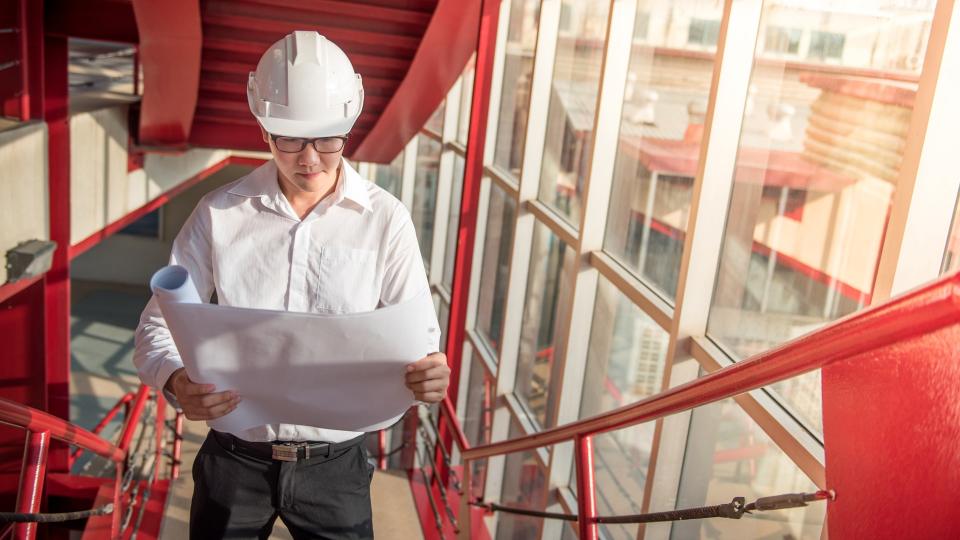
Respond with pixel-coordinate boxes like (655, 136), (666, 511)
(134, 159), (440, 443)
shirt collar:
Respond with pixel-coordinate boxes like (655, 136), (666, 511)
(227, 159), (371, 214)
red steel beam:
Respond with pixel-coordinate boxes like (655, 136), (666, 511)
(203, 13), (423, 52)
(132, 0), (202, 147)
(216, 0), (434, 27)
(442, 0), (501, 405)
(43, 30), (71, 472)
(352, 0), (483, 163)
(13, 430), (49, 540)
(461, 271), (960, 460)
(45, 0), (138, 44)
(0, 274), (43, 306)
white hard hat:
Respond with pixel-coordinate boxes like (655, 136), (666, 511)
(247, 31), (364, 138)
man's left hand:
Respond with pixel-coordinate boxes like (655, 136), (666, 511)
(405, 353), (451, 403)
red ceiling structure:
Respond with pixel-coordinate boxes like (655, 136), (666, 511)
(35, 0), (481, 162)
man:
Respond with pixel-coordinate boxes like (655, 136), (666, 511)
(133, 31), (450, 539)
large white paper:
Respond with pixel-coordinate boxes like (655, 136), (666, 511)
(150, 265), (434, 433)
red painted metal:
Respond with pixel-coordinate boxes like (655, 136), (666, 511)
(822, 284), (960, 538)
(461, 272), (960, 461)
(13, 430), (49, 540)
(131, 0), (202, 147)
(70, 156), (265, 259)
(0, 398), (124, 463)
(0, 275), (43, 307)
(443, 0), (502, 410)
(351, 0), (483, 163)
(574, 435), (598, 540)
(153, 393), (166, 483)
(171, 412), (184, 479)
(44, 0), (138, 44)
(42, 32), (71, 472)
(377, 430), (387, 470)
(117, 387), (150, 453)
(70, 392), (134, 461)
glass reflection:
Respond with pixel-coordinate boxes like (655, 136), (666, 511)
(604, 0), (719, 302)
(496, 423), (548, 540)
(493, 0), (541, 179)
(514, 222), (573, 427)
(706, 0), (935, 438)
(442, 155), (466, 291)
(476, 183), (517, 357)
(538, 0), (611, 226)
(412, 136), (442, 268)
(672, 399), (824, 539)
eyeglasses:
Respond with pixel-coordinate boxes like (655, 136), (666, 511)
(269, 133), (349, 154)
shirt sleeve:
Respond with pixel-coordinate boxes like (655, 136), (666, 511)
(133, 200), (217, 398)
(380, 203), (442, 353)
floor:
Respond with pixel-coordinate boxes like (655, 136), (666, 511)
(70, 279), (423, 539)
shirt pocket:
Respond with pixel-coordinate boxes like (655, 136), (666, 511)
(315, 246), (380, 314)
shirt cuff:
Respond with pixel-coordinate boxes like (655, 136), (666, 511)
(156, 360), (185, 411)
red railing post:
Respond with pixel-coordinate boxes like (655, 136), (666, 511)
(14, 430), (50, 540)
(378, 430), (387, 470)
(154, 391), (166, 482)
(171, 411), (184, 479)
(574, 435), (598, 540)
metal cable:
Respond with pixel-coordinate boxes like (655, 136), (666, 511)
(415, 432), (460, 532)
(471, 490), (834, 525)
(0, 504), (114, 523)
(426, 414), (463, 493)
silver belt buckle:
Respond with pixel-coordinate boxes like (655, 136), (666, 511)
(272, 443), (304, 462)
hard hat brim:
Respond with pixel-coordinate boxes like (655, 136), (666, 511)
(256, 115), (355, 140)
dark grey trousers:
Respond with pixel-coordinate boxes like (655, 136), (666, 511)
(189, 430), (374, 539)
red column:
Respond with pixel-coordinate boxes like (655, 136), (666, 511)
(444, 0), (502, 404)
(821, 287), (960, 538)
(43, 31), (71, 472)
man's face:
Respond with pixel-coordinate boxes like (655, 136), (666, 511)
(262, 128), (345, 194)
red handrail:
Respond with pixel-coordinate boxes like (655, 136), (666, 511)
(425, 273), (960, 539)
(0, 400), (125, 464)
(460, 273), (959, 460)
(0, 384), (183, 540)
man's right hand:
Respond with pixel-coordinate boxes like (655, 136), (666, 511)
(165, 368), (241, 421)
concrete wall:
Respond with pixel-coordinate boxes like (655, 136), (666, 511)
(70, 107), (129, 244)
(69, 106), (238, 245)
(71, 163), (255, 286)
(0, 122), (49, 284)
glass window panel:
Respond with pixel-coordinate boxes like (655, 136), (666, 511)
(442, 155), (466, 291)
(493, 0), (541, 179)
(412, 136), (442, 268)
(457, 56), (476, 145)
(706, 0), (935, 439)
(476, 182), (517, 357)
(763, 26), (802, 55)
(462, 353), (493, 500)
(368, 151), (404, 199)
(603, 1), (720, 302)
(425, 100), (445, 135)
(463, 353), (494, 449)
(941, 189), (960, 275)
(580, 277), (669, 418)
(438, 300), (450, 353)
(671, 399), (825, 539)
(496, 422), (548, 540)
(538, 1), (611, 226)
(568, 277), (670, 538)
(514, 222), (573, 428)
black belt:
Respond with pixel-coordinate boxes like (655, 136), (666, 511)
(212, 430), (366, 462)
